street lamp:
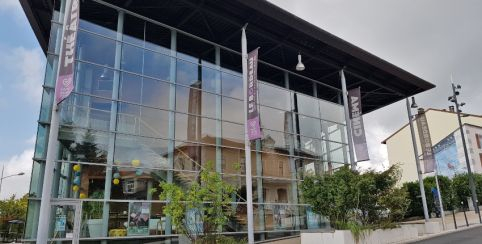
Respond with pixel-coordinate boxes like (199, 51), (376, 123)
(449, 81), (482, 223)
(406, 97), (430, 221)
(0, 165), (25, 197)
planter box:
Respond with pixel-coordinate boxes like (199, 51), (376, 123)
(301, 226), (418, 244)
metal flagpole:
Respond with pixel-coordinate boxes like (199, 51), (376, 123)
(37, 0), (72, 242)
(340, 69), (356, 168)
(406, 98), (430, 221)
(434, 168), (446, 229)
(450, 77), (481, 223)
(242, 24), (255, 244)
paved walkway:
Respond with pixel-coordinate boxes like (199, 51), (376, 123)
(410, 225), (482, 244)
(403, 210), (482, 230)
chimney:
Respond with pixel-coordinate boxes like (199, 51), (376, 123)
(417, 108), (425, 115)
(449, 106), (455, 112)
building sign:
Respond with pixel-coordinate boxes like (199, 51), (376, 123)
(247, 48), (262, 140)
(55, 0), (80, 104)
(416, 112), (435, 173)
(348, 87), (369, 161)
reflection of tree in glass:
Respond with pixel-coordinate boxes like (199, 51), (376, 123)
(72, 129), (106, 163)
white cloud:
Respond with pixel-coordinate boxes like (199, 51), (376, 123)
(0, 0), (25, 22)
(0, 46), (45, 104)
(0, 148), (33, 199)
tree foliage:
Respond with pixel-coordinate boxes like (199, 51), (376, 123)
(0, 194), (28, 229)
(158, 163), (238, 243)
(403, 173), (482, 218)
(300, 165), (410, 229)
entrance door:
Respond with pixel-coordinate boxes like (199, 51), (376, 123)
(50, 200), (81, 244)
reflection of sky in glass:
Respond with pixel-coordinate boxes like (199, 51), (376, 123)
(434, 134), (463, 178)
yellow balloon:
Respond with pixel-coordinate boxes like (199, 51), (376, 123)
(73, 164), (81, 172)
(72, 185), (79, 192)
(113, 178), (120, 185)
(131, 159), (140, 167)
(79, 193), (87, 199)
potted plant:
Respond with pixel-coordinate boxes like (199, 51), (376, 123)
(83, 191), (104, 238)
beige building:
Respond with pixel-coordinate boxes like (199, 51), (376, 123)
(383, 108), (482, 183)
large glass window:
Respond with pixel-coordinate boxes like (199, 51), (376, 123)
(114, 134), (169, 168)
(222, 122), (244, 148)
(222, 97), (243, 124)
(221, 72), (243, 100)
(59, 94), (111, 131)
(77, 30), (116, 67)
(75, 62), (114, 99)
(57, 127), (109, 164)
(297, 115), (322, 138)
(259, 83), (291, 111)
(176, 59), (198, 87)
(296, 93), (320, 118)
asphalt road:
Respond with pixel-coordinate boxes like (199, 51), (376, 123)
(412, 225), (482, 244)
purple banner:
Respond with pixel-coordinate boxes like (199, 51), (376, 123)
(247, 48), (262, 140)
(55, 0), (80, 104)
(348, 87), (370, 162)
(416, 112), (435, 173)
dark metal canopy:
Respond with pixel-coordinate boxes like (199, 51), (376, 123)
(21, 0), (435, 113)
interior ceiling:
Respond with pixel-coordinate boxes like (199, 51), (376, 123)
(21, 0), (435, 114)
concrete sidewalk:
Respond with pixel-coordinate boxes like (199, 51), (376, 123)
(401, 210), (482, 243)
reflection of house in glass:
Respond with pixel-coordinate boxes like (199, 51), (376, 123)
(23, 0), (434, 242)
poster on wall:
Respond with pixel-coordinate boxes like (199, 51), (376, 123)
(186, 208), (204, 236)
(127, 202), (150, 236)
(434, 134), (462, 178)
(306, 207), (321, 229)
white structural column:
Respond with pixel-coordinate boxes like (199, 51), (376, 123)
(102, 10), (124, 237)
(285, 71), (300, 230)
(215, 46), (222, 173)
(340, 70), (356, 168)
(241, 26), (255, 244)
(37, 0), (71, 242)
(165, 29), (177, 236)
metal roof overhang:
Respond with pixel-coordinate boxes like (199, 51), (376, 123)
(21, 0), (435, 114)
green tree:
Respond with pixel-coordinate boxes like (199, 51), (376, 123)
(301, 165), (409, 229)
(0, 194), (28, 229)
(452, 173), (482, 207)
(158, 163), (238, 243)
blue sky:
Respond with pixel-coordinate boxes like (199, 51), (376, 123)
(0, 0), (45, 199)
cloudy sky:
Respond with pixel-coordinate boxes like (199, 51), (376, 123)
(0, 0), (481, 198)
(270, 0), (482, 170)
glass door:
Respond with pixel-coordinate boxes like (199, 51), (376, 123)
(50, 200), (81, 244)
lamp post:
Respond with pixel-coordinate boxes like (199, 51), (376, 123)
(406, 97), (430, 221)
(0, 165), (25, 198)
(448, 81), (482, 223)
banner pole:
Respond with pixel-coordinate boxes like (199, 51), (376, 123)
(242, 25), (255, 244)
(340, 69), (356, 169)
(38, 0), (76, 242)
(406, 98), (430, 221)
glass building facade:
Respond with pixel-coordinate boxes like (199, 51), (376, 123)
(25, 0), (351, 242)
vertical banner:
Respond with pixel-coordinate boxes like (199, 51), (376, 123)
(247, 48), (262, 140)
(348, 87), (370, 161)
(416, 112), (435, 172)
(55, 0), (80, 104)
